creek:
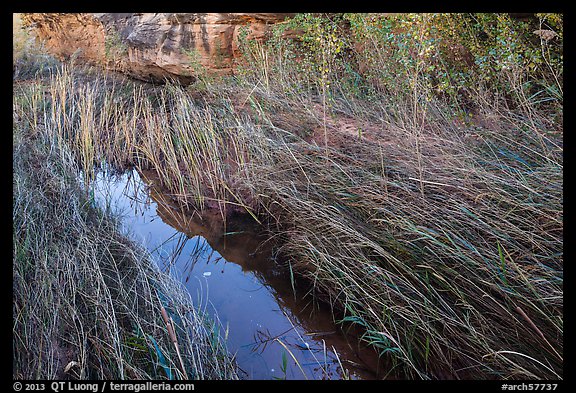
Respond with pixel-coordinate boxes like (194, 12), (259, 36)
(93, 168), (383, 380)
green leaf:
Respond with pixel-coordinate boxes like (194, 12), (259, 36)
(281, 351), (287, 372)
(147, 335), (173, 380)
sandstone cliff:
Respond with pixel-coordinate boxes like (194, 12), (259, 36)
(22, 13), (295, 83)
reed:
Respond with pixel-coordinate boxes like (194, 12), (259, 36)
(13, 27), (239, 377)
(14, 12), (562, 380)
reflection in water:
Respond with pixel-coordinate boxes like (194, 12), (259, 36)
(94, 168), (385, 380)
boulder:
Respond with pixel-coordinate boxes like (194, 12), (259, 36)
(21, 13), (295, 83)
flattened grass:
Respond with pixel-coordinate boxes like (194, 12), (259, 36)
(14, 12), (562, 379)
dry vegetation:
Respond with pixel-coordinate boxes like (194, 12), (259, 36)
(13, 14), (238, 380)
(13, 13), (562, 380)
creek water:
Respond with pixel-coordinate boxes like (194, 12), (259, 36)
(93, 168), (383, 380)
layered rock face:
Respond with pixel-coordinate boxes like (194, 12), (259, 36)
(22, 13), (295, 83)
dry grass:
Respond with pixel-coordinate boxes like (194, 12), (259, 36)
(14, 12), (562, 380)
(13, 17), (239, 378)
(13, 99), (239, 379)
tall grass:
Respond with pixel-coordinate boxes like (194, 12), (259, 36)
(15, 12), (562, 380)
(13, 17), (239, 379)
(229, 16), (563, 379)
(13, 89), (240, 379)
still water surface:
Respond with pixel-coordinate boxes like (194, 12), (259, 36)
(93, 169), (382, 380)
